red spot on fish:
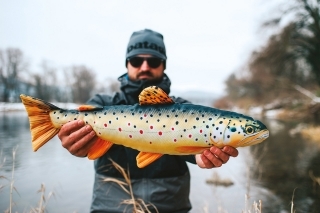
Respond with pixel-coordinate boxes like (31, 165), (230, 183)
(171, 127), (174, 131)
(200, 130), (202, 133)
(99, 132), (101, 135)
(174, 139), (177, 142)
(118, 128), (122, 132)
(158, 131), (162, 136)
(189, 134), (192, 138)
(129, 135), (132, 138)
(94, 121), (96, 124)
(140, 130), (143, 134)
(150, 126), (153, 129)
(128, 123), (130, 126)
(150, 141), (152, 144)
(104, 123), (107, 127)
(144, 114), (147, 117)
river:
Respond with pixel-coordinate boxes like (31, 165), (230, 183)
(0, 111), (320, 212)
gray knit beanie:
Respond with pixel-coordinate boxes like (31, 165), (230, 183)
(125, 29), (167, 66)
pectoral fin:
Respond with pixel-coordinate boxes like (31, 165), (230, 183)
(87, 138), (113, 160)
(136, 152), (163, 168)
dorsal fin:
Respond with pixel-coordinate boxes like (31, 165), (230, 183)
(78, 105), (103, 111)
(139, 86), (174, 105)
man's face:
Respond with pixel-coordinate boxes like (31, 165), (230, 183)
(127, 54), (165, 81)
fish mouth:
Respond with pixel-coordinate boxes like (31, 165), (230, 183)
(238, 129), (270, 147)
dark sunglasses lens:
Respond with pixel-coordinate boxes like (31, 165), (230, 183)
(146, 58), (162, 68)
(129, 57), (144, 67)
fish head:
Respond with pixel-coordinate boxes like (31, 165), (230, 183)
(210, 112), (269, 148)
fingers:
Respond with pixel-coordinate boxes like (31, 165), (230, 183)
(58, 120), (97, 157)
(196, 146), (239, 169)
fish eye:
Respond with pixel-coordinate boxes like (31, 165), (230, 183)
(246, 126), (254, 134)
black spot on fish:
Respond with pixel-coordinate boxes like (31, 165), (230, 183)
(202, 114), (205, 117)
(219, 121), (223, 124)
(113, 112), (116, 115)
(163, 125), (166, 128)
(184, 129), (186, 132)
(185, 119), (188, 122)
(64, 114), (67, 117)
(196, 117), (199, 120)
(104, 112), (107, 115)
(109, 121), (111, 124)
(139, 110), (142, 113)
(116, 117), (118, 120)
(85, 113), (88, 116)
(132, 113), (135, 115)
(167, 115), (170, 118)
(227, 135), (230, 138)
(57, 117), (60, 119)
(175, 121), (179, 125)
(54, 112), (56, 114)
(150, 114), (153, 117)
(195, 138), (198, 141)
(172, 109), (176, 112)
(216, 127), (219, 130)
(157, 119), (160, 122)
(134, 125), (136, 128)
(230, 127), (237, 132)
(175, 115), (178, 117)
(121, 110), (124, 113)
(140, 117), (143, 120)
(206, 125), (209, 128)
(209, 118), (212, 121)
(193, 126), (196, 129)
(214, 136), (216, 139)
(74, 118), (77, 120)
(212, 124), (215, 127)
(220, 132), (222, 135)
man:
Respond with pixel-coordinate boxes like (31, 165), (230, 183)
(58, 29), (238, 213)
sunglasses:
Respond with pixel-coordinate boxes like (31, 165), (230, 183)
(128, 57), (163, 68)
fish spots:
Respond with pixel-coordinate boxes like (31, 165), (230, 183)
(104, 123), (107, 127)
(129, 135), (132, 138)
(128, 123), (131, 126)
(174, 139), (177, 142)
(158, 131), (162, 136)
(171, 127), (175, 131)
(150, 125), (153, 129)
(140, 130), (143, 134)
(118, 128), (122, 132)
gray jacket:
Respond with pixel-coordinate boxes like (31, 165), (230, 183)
(89, 73), (196, 213)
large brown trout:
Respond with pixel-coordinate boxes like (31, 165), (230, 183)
(20, 86), (269, 168)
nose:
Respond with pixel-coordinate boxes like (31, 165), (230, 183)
(140, 59), (150, 71)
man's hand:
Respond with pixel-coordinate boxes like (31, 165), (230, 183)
(58, 120), (97, 157)
(195, 146), (239, 168)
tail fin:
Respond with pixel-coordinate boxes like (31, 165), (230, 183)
(20, 94), (60, 151)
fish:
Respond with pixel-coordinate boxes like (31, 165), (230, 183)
(20, 86), (269, 168)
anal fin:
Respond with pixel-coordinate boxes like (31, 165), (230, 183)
(175, 146), (208, 154)
(87, 138), (113, 160)
(136, 152), (163, 168)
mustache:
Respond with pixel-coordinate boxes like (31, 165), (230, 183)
(137, 71), (153, 78)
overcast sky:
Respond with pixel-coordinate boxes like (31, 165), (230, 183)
(0, 0), (281, 96)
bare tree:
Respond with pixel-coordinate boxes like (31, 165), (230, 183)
(70, 66), (96, 103)
(0, 48), (28, 102)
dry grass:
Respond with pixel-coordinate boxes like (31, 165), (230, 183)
(1, 146), (54, 213)
(102, 159), (158, 213)
(300, 125), (320, 144)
